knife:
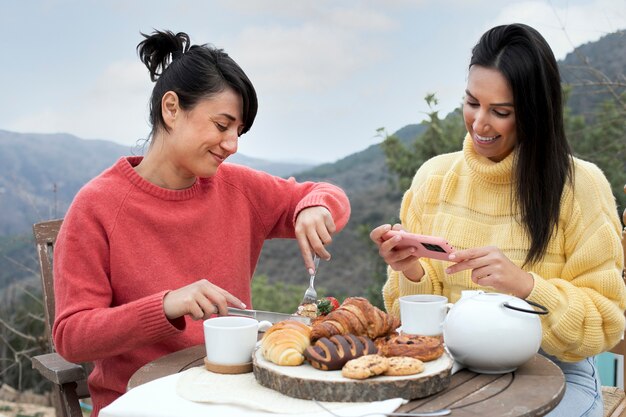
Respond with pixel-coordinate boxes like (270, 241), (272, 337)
(227, 307), (312, 325)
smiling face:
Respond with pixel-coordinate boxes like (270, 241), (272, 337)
(463, 65), (517, 162)
(137, 87), (245, 189)
(161, 88), (244, 182)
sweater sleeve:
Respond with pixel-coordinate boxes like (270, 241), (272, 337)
(52, 185), (183, 363)
(526, 163), (626, 361)
(220, 165), (351, 239)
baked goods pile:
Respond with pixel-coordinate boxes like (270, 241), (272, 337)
(260, 297), (444, 380)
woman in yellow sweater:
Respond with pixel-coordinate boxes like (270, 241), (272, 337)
(371, 23), (625, 416)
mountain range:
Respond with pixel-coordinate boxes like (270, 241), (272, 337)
(0, 29), (624, 297)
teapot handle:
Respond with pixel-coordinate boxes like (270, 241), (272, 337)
(502, 300), (548, 315)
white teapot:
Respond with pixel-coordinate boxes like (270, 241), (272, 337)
(442, 290), (547, 374)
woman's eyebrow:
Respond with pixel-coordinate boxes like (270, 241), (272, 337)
(465, 89), (514, 107)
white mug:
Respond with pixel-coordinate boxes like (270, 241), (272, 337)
(399, 294), (452, 336)
(203, 316), (261, 365)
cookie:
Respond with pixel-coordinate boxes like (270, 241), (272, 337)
(341, 354), (389, 380)
(384, 356), (424, 376)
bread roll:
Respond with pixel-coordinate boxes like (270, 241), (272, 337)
(261, 320), (311, 366)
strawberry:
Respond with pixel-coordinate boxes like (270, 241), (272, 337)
(317, 296), (340, 315)
(326, 296), (340, 311)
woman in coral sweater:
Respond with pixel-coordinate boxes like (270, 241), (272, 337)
(52, 30), (350, 415)
(371, 24), (625, 417)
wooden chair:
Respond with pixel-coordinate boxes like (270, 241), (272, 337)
(603, 184), (626, 417)
(31, 219), (90, 417)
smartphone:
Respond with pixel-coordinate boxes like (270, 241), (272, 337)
(382, 230), (455, 261)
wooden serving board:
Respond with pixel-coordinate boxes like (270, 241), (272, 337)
(252, 348), (453, 402)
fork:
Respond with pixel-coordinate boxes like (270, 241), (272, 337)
(313, 400), (451, 416)
(301, 254), (320, 304)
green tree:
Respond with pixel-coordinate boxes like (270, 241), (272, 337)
(251, 275), (304, 314)
(567, 93), (626, 210)
(251, 274), (342, 314)
(381, 94), (465, 192)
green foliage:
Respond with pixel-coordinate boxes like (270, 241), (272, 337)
(358, 224), (389, 310)
(381, 95), (465, 192)
(567, 93), (626, 210)
(251, 274), (348, 314)
(251, 275), (311, 314)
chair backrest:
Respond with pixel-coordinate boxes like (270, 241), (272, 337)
(33, 218), (64, 349)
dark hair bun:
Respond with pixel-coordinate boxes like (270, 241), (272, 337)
(137, 30), (190, 82)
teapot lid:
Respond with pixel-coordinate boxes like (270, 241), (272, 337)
(460, 290), (510, 302)
(460, 290), (548, 315)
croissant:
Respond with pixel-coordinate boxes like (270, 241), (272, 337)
(310, 297), (400, 341)
(261, 320), (312, 366)
(304, 334), (379, 370)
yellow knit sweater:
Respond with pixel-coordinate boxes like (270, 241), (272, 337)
(383, 135), (626, 362)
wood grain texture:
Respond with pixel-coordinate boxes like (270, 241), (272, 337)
(252, 349), (452, 402)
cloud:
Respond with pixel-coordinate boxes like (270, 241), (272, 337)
(490, 0), (626, 59)
(228, 6), (393, 93)
(10, 60), (152, 144)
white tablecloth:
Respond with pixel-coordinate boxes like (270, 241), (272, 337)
(100, 369), (405, 417)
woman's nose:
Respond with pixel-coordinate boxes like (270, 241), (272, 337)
(221, 132), (238, 153)
(472, 111), (490, 134)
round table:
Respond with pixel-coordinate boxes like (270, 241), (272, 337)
(128, 345), (565, 417)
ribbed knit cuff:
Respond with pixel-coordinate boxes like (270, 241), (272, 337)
(293, 195), (327, 225)
(135, 290), (185, 342)
(526, 272), (560, 313)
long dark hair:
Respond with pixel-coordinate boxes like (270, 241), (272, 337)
(136, 30), (258, 139)
(470, 23), (573, 265)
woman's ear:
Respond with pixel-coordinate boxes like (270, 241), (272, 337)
(161, 91), (180, 129)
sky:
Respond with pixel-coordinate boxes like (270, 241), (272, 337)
(2, 0), (625, 164)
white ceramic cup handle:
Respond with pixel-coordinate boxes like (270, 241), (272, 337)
(440, 303), (454, 328)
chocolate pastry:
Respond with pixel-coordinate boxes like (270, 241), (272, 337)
(304, 334), (379, 371)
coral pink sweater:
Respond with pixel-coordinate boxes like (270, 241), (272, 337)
(52, 156), (350, 415)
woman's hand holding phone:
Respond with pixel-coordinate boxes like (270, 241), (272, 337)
(369, 224), (426, 282)
(382, 230), (455, 261)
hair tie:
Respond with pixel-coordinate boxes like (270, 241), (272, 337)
(172, 50), (184, 60)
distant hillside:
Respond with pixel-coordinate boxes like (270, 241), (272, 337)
(1, 29), (623, 297)
(0, 130), (313, 235)
(253, 124), (428, 296)
(253, 30), (626, 297)
(560, 30), (626, 120)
